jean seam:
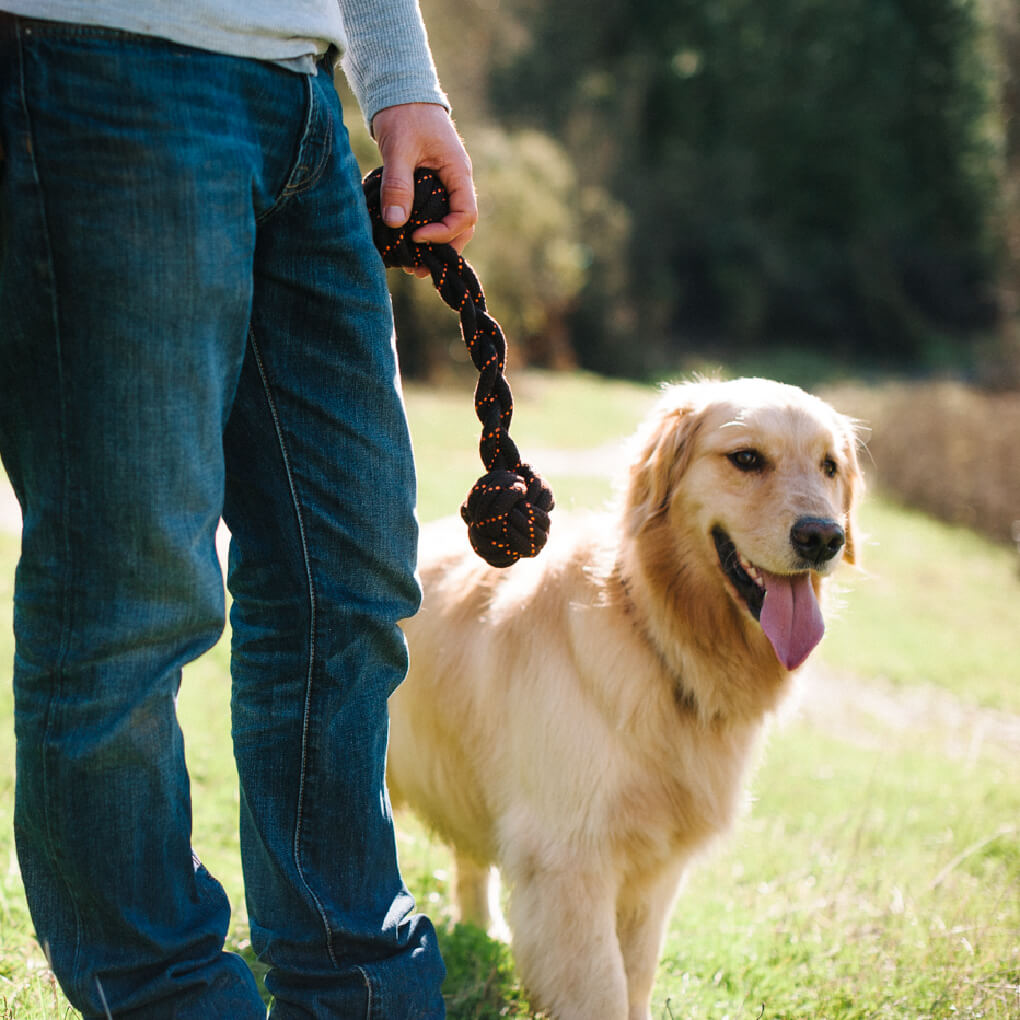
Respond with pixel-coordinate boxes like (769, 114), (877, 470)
(282, 88), (332, 199)
(14, 20), (86, 987)
(246, 327), (341, 971)
(357, 964), (373, 1020)
(255, 72), (333, 226)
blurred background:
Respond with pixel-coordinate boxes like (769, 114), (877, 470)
(349, 0), (1019, 382)
(339, 0), (1020, 552)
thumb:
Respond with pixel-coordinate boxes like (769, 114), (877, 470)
(379, 154), (416, 228)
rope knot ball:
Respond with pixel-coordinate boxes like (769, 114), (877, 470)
(363, 167), (554, 567)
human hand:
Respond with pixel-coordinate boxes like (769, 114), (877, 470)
(371, 103), (477, 277)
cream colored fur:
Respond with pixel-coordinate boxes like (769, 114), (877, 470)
(389, 378), (863, 1020)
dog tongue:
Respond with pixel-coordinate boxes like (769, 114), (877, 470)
(759, 571), (824, 670)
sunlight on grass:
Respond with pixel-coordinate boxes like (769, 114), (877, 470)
(405, 370), (652, 522)
(658, 724), (1018, 1019)
(1, 372), (1018, 1019)
(821, 498), (1020, 712)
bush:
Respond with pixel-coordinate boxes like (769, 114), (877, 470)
(492, 0), (1001, 371)
(824, 381), (1020, 544)
(386, 126), (629, 378)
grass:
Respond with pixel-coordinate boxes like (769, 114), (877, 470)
(1, 371), (1018, 1018)
(820, 497), (1020, 712)
(406, 369), (653, 518)
(653, 729), (1018, 1019)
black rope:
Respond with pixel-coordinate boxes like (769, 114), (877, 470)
(363, 166), (554, 567)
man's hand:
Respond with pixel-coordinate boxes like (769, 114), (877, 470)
(371, 102), (477, 277)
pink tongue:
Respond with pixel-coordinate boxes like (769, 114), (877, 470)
(759, 571), (824, 670)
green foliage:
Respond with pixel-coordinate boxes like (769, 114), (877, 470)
(347, 0), (1011, 380)
(487, 0), (1000, 374)
(372, 126), (627, 377)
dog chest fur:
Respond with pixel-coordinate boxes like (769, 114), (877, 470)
(388, 378), (863, 1020)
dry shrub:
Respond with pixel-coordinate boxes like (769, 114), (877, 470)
(823, 381), (1020, 544)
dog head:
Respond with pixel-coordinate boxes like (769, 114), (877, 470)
(625, 378), (863, 672)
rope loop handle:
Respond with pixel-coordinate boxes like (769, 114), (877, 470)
(363, 166), (554, 567)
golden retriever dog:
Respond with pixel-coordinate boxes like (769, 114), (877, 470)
(389, 378), (863, 1020)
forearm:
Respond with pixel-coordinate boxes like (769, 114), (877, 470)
(338, 0), (449, 126)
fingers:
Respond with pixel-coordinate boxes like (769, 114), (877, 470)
(410, 190), (476, 252)
(408, 155), (477, 251)
(374, 146), (429, 275)
(378, 155), (416, 230)
(372, 102), (478, 255)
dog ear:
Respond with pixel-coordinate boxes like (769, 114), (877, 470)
(840, 419), (866, 565)
(625, 392), (704, 531)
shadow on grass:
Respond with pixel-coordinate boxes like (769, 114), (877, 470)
(438, 924), (538, 1020)
(235, 924), (535, 1019)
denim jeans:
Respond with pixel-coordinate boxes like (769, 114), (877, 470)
(0, 17), (444, 1019)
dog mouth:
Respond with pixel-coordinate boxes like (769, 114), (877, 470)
(712, 527), (766, 621)
(711, 526), (825, 671)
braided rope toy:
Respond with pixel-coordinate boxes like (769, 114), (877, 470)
(363, 166), (554, 568)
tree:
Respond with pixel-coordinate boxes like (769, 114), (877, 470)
(981, 0), (1020, 387)
(381, 127), (626, 376)
(491, 0), (1000, 374)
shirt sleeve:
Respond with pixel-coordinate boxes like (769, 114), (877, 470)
(337, 0), (450, 128)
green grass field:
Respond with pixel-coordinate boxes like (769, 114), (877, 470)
(1, 372), (1017, 1018)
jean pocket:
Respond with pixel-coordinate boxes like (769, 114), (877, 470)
(280, 73), (335, 199)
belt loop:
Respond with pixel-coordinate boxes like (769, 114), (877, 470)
(322, 44), (341, 75)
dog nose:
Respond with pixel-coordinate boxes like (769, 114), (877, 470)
(790, 517), (845, 566)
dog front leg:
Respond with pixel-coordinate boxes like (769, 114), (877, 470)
(616, 866), (684, 1020)
(505, 863), (628, 1020)
(453, 853), (491, 930)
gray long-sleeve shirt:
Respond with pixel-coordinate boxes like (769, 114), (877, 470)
(0, 1), (449, 123)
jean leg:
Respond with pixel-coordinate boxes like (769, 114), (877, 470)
(0, 24), (279, 1019)
(224, 67), (445, 1020)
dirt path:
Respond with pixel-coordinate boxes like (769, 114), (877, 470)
(793, 664), (1020, 760)
(2, 460), (1017, 760)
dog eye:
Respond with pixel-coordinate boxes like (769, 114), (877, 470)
(822, 457), (838, 478)
(727, 450), (764, 473)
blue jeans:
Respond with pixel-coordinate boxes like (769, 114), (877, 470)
(0, 17), (444, 1019)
